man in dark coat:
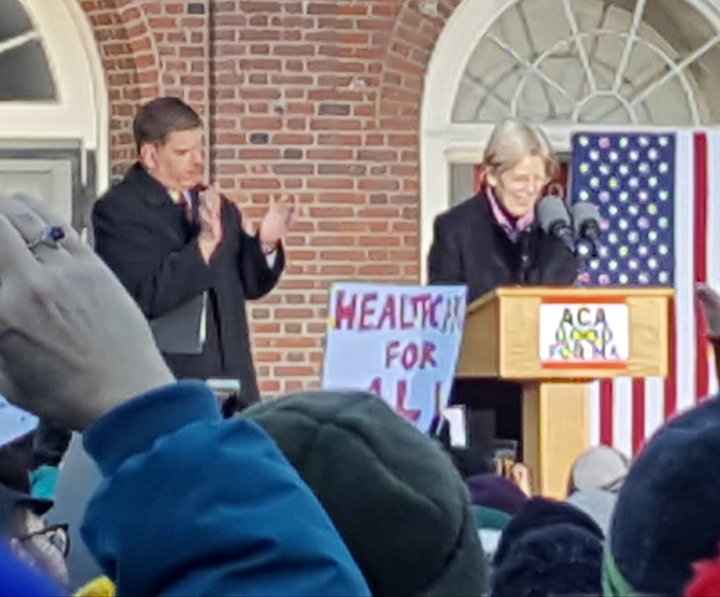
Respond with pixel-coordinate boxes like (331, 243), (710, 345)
(92, 97), (294, 406)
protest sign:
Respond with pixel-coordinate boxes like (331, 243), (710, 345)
(322, 283), (467, 433)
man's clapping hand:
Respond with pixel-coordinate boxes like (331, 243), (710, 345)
(259, 194), (297, 254)
(198, 184), (223, 263)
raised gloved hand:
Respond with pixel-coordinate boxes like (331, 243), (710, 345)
(697, 283), (720, 338)
(0, 193), (174, 430)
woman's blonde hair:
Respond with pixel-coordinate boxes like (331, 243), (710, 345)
(482, 118), (558, 179)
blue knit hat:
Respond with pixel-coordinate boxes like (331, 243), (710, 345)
(492, 498), (603, 597)
(604, 395), (720, 595)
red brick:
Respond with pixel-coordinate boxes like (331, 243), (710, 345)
(84, 0), (429, 396)
(272, 133), (313, 144)
(273, 164), (315, 175)
(274, 366), (316, 377)
(238, 148), (281, 159)
(307, 149), (354, 160)
(239, 178), (282, 190)
(307, 178), (354, 190)
(240, 2), (282, 13)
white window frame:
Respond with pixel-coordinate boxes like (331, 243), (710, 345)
(0, 0), (108, 190)
(419, 0), (720, 282)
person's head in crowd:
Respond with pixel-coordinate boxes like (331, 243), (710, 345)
(491, 498), (604, 597)
(567, 488), (617, 537)
(433, 420), (495, 480)
(0, 398), (40, 494)
(0, 432), (35, 493)
(604, 395), (720, 596)
(482, 118), (557, 218)
(133, 96), (204, 192)
(684, 542), (720, 597)
(568, 445), (629, 495)
(444, 446), (494, 479)
(242, 390), (487, 596)
(0, 481), (68, 587)
(75, 575), (115, 597)
(0, 400), (68, 588)
(466, 473), (529, 516)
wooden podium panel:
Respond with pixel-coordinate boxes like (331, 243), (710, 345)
(456, 286), (672, 498)
(457, 287), (672, 380)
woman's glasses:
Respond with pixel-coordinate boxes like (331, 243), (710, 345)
(16, 523), (70, 559)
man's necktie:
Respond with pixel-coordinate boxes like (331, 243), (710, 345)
(170, 190), (192, 222)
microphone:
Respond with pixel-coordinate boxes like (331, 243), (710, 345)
(537, 195), (575, 254)
(571, 202), (602, 258)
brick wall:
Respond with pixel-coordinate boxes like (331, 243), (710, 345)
(79, 0), (461, 396)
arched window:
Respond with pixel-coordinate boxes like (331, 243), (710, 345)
(0, 0), (56, 101)
(452, 0), (720, 127)
(422, 0), (720, 264)
(0, 0), (108, 228)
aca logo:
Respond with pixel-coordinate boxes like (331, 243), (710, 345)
(547, 306), (622, 361)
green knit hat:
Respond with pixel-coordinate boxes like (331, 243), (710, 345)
(243, 390), (487, 597)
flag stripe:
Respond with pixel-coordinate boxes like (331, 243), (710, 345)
(694, 133), (709, 401)
(613, 379), (633, 457)
(674, 131), (696, 417)
(664, 296), (678, 419)
(631, 378), (645, 454)
(645, 376), (665, 440)
(589, 384), (600, 446)
(708, 133), (720, 397)
(599, 380), (613, 446)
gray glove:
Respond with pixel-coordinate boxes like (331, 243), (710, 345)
(0, 193), (174, 430)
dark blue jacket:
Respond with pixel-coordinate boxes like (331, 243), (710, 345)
(81, 381), (370, 597)
(0, 541), (63, 596)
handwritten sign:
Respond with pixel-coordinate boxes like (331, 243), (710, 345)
(539, 299), (629, 368)
(322, 283), (467, 433)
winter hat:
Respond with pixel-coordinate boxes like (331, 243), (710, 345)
(0, 397), (37, 451)
(492, 498), (604, 597)
(467, 473), (528, 515)
(473, 505), (512, 531)
(242, 390), (486, 597)
(567, 489), (617, 536)
(568, 446), (629, 494)
(684, 543), (720, 597)
(604, 395), (720, 596)
(0, 480), (52, 534)
(75, 576), (115, 597)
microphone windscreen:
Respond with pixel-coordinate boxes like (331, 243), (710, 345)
(570, 201), (601, 233)
(536, 195), (570, 233)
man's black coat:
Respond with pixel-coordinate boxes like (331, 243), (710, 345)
(92, 163), (283, 403)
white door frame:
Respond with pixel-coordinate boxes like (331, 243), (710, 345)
(419, 0), (720, 280)
(0, 0), (108, 191)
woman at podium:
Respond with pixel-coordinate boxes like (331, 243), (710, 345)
(427, 118), (578, 461)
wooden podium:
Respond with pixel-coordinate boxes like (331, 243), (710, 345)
(456, 286), (673, 498)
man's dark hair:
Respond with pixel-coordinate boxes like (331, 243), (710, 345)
(133, 97), (202, 151)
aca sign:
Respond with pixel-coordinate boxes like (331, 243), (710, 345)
(539, 298), (630, 367)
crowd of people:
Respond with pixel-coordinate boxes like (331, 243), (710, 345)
(0, 194), (720, 595)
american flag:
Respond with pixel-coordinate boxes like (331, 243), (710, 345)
(571, 131), (719, 457)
